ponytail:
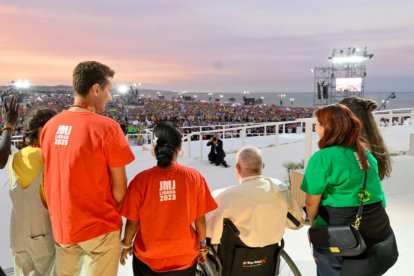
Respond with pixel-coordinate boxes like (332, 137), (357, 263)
(153, 122), (182, 168)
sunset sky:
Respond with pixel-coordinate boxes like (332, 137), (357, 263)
(1, 0), (413, 92)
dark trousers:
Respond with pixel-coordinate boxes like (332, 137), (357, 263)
(313, 249), (342, 276)
(132, 255), (197, 276)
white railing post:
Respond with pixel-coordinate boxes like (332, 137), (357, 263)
(408, 109), (414, 126)
(199, 131), (203, 160)
(241, 127), (246, 147)
(187, 135), (192, 158)
(408, 133), (414, 156)
(274, 123), (279, 147)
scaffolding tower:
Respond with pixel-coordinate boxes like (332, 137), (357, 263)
(314, 47), (373, 107)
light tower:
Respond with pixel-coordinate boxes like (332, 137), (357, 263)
(314, 47), (373, 107)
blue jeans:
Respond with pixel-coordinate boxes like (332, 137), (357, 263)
(313, 249), (343, 276)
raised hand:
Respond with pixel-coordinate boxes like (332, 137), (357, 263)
(2, 95), (19, 126)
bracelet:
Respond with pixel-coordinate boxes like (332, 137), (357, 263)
(199, 248), (208, 256)
(200, 240), (207, 247)
(121, 241), (132, 250)
(2, 125), (15, 133)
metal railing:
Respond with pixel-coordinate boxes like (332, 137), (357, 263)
(9, 108), (413, 166)
(181, 121), (305, 160)
(178, 108), (414, 165)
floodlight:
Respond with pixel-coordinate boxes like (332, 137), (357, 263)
(315, 47), (373, 107)
(329, 47), (373, 65)
(13, 79), (30, 89)
(117, 84), (129, 94)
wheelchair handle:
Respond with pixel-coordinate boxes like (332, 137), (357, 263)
(223, 218), (240, 235)
(287, 212), (301, 227)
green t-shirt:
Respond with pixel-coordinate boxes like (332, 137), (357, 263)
(301, 146), (386, 226)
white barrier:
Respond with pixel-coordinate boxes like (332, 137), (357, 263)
(8, 108), (413, 164)
(180, 109), (414, 165)
(408, 133), (414, 156)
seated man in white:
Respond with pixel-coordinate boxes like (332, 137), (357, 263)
(206, 146), (304, 247)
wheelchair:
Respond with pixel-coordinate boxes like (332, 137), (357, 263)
(198, 218), (301, 276)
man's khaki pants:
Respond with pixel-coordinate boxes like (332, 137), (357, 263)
(54, 230), (120, 276)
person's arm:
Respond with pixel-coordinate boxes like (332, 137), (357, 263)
(0, 128), (13, 169)
(305, 194), (321, 227)
(285, 191), (305, 229)
(205, 191), (229, 245)
(0, 95), (19, 169)
(120, 219), (139, 265)
(195, 216), (207, 263)
(195, 216), (207, 242)
(109, 166), (128, 206)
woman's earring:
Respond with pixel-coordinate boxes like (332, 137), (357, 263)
(178, 149), (185, 158)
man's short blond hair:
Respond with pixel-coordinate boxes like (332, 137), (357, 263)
(236, 146), (263, 174)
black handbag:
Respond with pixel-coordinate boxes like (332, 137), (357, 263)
(341, 229), (398, 276)
(308, 170), (367, 257)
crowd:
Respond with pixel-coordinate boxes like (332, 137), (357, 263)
(0, 60), (399, 276)
(0, 88), (314, 137)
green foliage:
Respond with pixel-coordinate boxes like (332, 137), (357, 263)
(282, 160), (304, 171)
(282, 160), (304, 186)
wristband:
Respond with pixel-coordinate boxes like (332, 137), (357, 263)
(200, 240), (206, 247)
(121, 241), (132, 250)
(2, 125), (15, 133)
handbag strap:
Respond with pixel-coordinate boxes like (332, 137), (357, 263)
(352, 169), (367, 231)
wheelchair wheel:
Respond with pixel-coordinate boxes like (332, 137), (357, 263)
(276, 250), (301, 276)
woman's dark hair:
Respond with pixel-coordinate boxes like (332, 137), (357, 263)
(315, 104), (369, 170)
(340, 97), (391, 179)
(153, 122), (182, 168)
(24, 109), (58, 145)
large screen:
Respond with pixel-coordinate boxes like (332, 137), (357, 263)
(335, 78), (362, 92)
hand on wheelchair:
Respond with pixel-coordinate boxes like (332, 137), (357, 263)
(198, 246), (208, 263)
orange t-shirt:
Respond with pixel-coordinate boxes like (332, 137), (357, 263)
(120, 162), (217, 272)
(40, 111), (135, 244)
